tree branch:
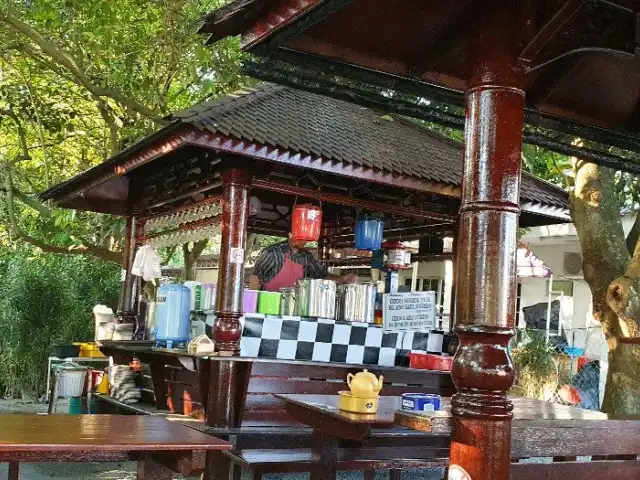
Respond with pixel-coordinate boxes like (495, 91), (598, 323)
(92, 94), (120, 156)
(182, 239), (209, 281)
(0, 108), (30, 162)
(0, 11), (167, 124)
(2, 165), (123, 265)
(0, 185), (51, 218)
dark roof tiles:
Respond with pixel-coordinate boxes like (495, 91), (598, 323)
(175, 84), (566, 209)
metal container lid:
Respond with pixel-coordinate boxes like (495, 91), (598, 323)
(54, 361), (88, 372)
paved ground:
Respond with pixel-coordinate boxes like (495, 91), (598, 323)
(0, 400), (444, 479)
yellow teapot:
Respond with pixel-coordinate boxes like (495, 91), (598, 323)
(347, 369), (384, 398)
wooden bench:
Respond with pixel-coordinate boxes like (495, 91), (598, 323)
(96, 349), (455, 479)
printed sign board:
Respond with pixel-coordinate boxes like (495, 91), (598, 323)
(382, 291), (436, 332)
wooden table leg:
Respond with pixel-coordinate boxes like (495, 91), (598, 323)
(196, 358), (211, 416)
(137, 455), (173, 480)
(202, 451), (235, 480)
(7, 462), (19, 480)
(311, 430), (339, 480)
(149, 358), (168, 410)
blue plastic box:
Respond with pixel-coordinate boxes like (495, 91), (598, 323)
(401, 393), (441, 412)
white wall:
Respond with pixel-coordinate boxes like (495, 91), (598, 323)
(196, 269), (218, 284)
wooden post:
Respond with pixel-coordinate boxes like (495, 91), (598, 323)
(449, 2), (527, 479)
(116, 215), (138, 324)
(213, 168), (250, 354)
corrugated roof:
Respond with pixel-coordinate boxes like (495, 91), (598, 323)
(173, 84), (568, 209)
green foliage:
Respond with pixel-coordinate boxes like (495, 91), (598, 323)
(512, 329), (558, 400)
(0, 0), (252, 262)
(513, 329), (556, 376)
(0, 246), (120, 398)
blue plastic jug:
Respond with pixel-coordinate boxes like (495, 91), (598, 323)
(355, 218), (384, 250)
(153, 283), (191, 348)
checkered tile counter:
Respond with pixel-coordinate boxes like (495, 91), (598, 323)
(239, 316), (452, 367)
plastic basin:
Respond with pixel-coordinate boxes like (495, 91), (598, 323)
(409, 353), (453, 371)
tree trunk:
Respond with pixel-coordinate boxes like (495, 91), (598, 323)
(570, 159), (640, 416)
(602, 340), (640, 414)
(182, 240), (208, 281)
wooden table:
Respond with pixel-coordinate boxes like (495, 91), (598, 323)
(275, 394), (447, 480)
(277, 394), (640, 480)
(0, 414), (231, 480)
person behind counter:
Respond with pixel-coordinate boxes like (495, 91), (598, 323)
(249, 234), (357, 291)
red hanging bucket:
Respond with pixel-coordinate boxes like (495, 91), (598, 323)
(291, 204), (322, 242)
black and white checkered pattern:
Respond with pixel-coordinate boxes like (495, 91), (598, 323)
(239, 316), (450, 367)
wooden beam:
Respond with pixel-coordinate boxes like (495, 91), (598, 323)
(251, 178), (456, 223)
(525, 56), (583, 107)
(520, 0), (635, 72)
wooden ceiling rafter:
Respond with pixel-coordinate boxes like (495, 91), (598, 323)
(519, 0), (637, 72)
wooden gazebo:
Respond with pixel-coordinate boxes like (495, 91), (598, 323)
(43, 82), (568, 344)
(42, 85), (569, 475)
(197, 1), (639, 478)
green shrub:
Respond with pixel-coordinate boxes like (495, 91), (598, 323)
(512, 329), (558, 399)
(0, 248), (120, 398)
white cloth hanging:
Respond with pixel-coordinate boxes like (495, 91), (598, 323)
(131, 245), (161, 281)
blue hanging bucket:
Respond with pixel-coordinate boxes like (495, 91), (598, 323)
(355, 218), (384, 250)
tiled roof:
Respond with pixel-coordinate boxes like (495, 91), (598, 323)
(174, 84), (568, 209)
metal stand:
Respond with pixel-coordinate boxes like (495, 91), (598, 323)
(46, 356), (112, 402)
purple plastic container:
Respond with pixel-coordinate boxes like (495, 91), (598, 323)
(243, 289), (259, 313)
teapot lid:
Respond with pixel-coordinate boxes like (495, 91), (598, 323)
(353, 369), (376, 378)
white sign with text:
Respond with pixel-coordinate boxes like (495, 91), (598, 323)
(382, 291), (436, 332)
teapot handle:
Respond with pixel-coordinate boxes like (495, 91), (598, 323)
(347, 373), (354, 388)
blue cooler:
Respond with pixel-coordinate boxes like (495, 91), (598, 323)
(401, 393), (441, 412)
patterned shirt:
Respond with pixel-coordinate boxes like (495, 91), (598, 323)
(253, 241), (327, 286)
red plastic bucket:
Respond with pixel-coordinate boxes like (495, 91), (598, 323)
(291, 204), (322, 242)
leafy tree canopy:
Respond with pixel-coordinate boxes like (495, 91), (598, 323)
(0, 0), (252, 263)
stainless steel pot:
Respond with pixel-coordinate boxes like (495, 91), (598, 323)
(280, 287), (297, 316)
(337, 282), (379, 323)
(295, 279), (337, 319)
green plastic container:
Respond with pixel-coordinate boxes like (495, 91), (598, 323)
(68, 397), (85, 414)
(88, 395), (101, 414)
(257, 291), (281, 315)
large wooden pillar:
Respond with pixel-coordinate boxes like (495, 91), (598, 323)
(206, 169), (251, 480)
(449, 2), (527, 479)
(116, 215), (138, 324)
(213, 168), (250, 354)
